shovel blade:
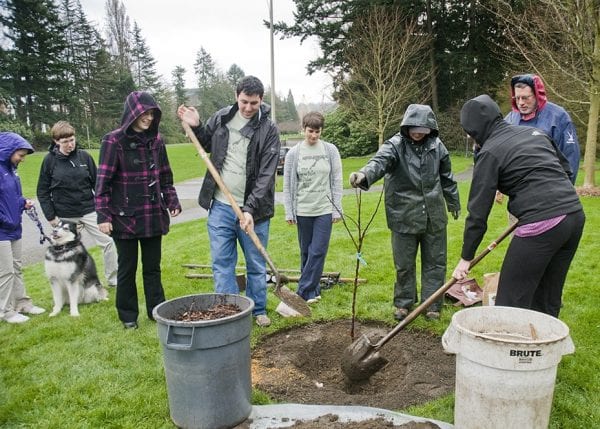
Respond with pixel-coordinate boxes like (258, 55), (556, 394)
(274, 285), (311, 317)
(341, 334), (388, 381)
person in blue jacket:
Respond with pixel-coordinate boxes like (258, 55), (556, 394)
(0, 132), (46, 324)
(505, 74), (580, 183)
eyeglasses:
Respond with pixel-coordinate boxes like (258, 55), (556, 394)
(513, 95), (534, 102)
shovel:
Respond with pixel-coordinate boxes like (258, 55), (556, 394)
(341, 222), (517, 381)
(182, 121), (311, 317)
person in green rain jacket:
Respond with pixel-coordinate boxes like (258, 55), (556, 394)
(349, 104), (460, 321)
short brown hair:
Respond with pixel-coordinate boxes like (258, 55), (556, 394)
(302, 112), (324, 130)
(50, 121), (75, 140)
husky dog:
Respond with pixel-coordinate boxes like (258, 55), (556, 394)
(45, 220), (109, 317)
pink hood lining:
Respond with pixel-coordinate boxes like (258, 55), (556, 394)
(510, 74), (548, 119)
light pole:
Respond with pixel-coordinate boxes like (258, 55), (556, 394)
(268, 0), (276, 124)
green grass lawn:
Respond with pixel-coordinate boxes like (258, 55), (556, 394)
(0, 144), (600, 428)
(3, 152), (598, 427)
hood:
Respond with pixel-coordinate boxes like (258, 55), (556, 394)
(460, 95), (504, 146)
(120, 91), (162, 136)
(0, 132), (34, 165)
(400, 104), (439, 139)
(510, 74), (547, 114)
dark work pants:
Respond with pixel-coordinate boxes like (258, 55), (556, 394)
(113, 236), (165, 323)
(391, 228), (447, 312)
(296, 214), (333, 300)
(497, 210), (585, 318)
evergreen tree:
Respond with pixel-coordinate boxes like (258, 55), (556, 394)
(194, 47), (216, 90)
(286, 89), (299, 122)
(56, 0), (96, 128)
(192, 47), (233, 120)
(171, 65), (187, 106)
(0, 0), (71, 130)
(130, 21), (161, 92)
(226, 63), (245, 87)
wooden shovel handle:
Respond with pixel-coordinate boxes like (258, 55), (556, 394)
(375, 221), (518, 349)
(181, 121), (282, 288)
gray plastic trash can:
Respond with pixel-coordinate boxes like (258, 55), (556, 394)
(153, 293), (254, 429)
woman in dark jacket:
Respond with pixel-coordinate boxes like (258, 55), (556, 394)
(452, 95), (585, 318)
(37, 121), (117, 286)
(96, 91), (181, 329)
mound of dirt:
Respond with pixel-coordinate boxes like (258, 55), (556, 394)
(252, 320), (455, 411)
(288, 414), (440, 428)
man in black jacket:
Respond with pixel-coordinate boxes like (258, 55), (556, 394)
(452, 95), (584, 317)
(178, 76), (280, 327)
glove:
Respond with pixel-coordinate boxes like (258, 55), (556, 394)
(451, 210), (460, 220)
(349, 172), (366, 188)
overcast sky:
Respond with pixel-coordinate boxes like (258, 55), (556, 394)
(78, 0), (333, 104)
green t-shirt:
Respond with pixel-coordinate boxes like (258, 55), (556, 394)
(296, 140), (332, 216)
(214, 111), (250, 206)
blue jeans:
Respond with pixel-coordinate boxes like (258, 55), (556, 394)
(296, 214), (332, 300)
(207, 200), (269, 315)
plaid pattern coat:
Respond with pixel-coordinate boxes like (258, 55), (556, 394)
(95, 91), (181, 239)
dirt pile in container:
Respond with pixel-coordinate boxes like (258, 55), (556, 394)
(287, 413), (440, 428)
(176, 303), (241, 321)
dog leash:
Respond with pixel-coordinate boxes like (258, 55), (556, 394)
(25, 206), (51, 245)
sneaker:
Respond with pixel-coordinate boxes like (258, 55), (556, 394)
(315, 295), (322, 301)
(4, 312), (30, 324)
(425, 311), (440, 321)
(23, 305), (46, 315)
(394, 307), (409, 321)
(255, 314), (271, 327)
(306, 298), (319, 305)
(123, 321), (138, 329)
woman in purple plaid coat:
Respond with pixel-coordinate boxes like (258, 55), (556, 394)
(96, 91), (181, 329)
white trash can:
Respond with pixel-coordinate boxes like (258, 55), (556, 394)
(442, 306), (574, 429)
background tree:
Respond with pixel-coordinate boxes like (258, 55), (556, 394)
(171, 65), (187, 106)
(194, 47), (216, 90)
(104, 0), (130, 70)
(339, 6), (432, 146)
(226, 63), (245, 87)
(130, 21), (161, 92)
(285, 89), (299, 123)
(0, 0), (70, 131)
(192, 48), (234, 121)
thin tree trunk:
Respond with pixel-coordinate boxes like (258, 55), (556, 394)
(378, 109), (385, 146)
(582, 25), (600, 188)
(427, 0), (438, 111)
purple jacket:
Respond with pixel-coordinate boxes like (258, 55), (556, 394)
(95, 91), (181, 239)
(0, 132), (34, 241)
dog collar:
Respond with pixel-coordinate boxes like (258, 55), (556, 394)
(51, 241), (80, 251)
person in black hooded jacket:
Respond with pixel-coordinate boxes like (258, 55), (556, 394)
(350, 104), (461, 321)
(37, 121), (118, 287)
(452, 95), (585, 318)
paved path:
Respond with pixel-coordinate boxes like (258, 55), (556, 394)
(21, 166), (473, 266)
